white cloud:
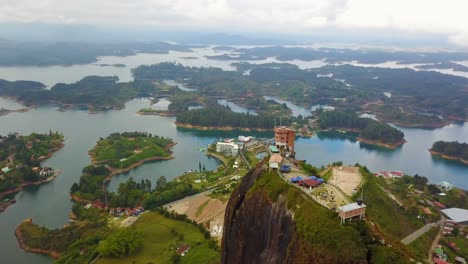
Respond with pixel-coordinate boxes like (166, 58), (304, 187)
(0, 0), (467, 46)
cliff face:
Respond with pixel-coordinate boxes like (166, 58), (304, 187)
(221, 161), (371, 264)
(222, 161), (296, 264)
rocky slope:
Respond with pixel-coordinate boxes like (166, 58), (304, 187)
(220, 161), (396, 264)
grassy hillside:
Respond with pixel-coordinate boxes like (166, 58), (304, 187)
(247, 170), (411, 263)
(98, 212), (220, 264)
(359, 168), (424, 241)
(407, 227), (439, 261)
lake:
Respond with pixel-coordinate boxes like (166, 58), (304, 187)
(0, 48), (467, 263)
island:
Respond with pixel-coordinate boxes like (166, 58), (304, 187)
(317, 110), (406, 148)
(0, 77), (175, 112)
(175, 106), (275, 131)
(430, 141), (468, 164)
(70, 132), (175, 202)
(13, 134), (468, 263)
(132, 62), (468, 127)
(0, 132), (64, 212)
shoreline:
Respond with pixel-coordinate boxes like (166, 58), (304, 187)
(71, 142), (177, 203)
(0, 170), (62, 200)
(15, 219), (61, 259)
(357, 137), (406, 149)
(429, 150), (468, 165)
(137, 110), (177, 116)
(175, 122), (273, 132)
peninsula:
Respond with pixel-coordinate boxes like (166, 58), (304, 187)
(71, 132), (175, 202)
(0, 132), (64, 211)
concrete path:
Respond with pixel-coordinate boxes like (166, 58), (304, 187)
(401, 218), (444, 245)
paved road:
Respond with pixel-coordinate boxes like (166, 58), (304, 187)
(401, 218), (444, 245)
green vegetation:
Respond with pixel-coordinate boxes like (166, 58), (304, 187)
(97, 211), (220, 264)
(442, 236), (468, 261)
(196, 200), (210, 217)
(430, 141), (468, 163)
(90, 132), (174, 169)
(0, 41), (197, 66)
(17, 219), (111, 264)
(0, 132), (64, 193)
(70, 165), (110, 201)
(247, 169), (410, 263)
(407, 227), (439, 261)
(134, 61), (468, 126)
(318, 110), (405, 146)
(176, 106), (275, 130)
(24, 77), (158, 111)
(97, 227), (143, 257)
(359, 167), (424, 241)
(365, 104), (446, 128)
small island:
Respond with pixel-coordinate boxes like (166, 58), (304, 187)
(430, 141), (468, 164)
(175, 106), (275, 131)
(0, 77), (170, 112)
(0, 132), (64, 212)
(317, 110), (406, 148)
(71, 132), (175, 202)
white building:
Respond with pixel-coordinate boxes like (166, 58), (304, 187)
(437, 181), (454, 191)
(216, 142), (239, 156)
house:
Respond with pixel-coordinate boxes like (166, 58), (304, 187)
(437, 181), (454, 191)
(92, 200), (108, 210)
(441, 208), (468, 226)
(300, 179), (321, 188)
(176, 244), (191, 256)
(1, 167), (10, 173)
(433, 201), (446, 209)
(216, 142), (239, 156)
(269, 154), (283, 170)
(455, 256), (466, 264)
(423, 207), (432, 215)
(338, 201), (366, 224)
(268, 145), (280, 153)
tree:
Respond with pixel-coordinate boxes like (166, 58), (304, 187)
(156, 176), (167, 191)
(97, 227), (143, 257)
(199, 161), (202, 172)
(145, 179), (152, 192)
(202, 164), (206, 172)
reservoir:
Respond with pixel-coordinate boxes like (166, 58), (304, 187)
(0, 97), (467, 263)
(0, 48), (467, 263)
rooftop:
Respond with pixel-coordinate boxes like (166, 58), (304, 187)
(338, 202), (366, 213)
(441, 208), (468, 223)
(269, 154), (283, 163)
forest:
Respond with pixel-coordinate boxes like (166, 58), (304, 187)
(0, 41), (198, 66)
(317, 111), (405, 144)
(176, 106), (275, 130)
(133, 62), (468, 123)
(430, 141), (468, 162)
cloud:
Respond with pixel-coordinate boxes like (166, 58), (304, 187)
(0, 0), (467, 47)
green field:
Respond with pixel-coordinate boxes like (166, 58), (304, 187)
(90, 132), (174, 169)
(407, 227), (439, 261)
(97, 212), (220, 264)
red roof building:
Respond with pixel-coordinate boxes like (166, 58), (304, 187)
(301, 179), (321, 188)
(176, 244), (191, 256)
(423, 207), (432, 215)
(433, 201), (446, 209)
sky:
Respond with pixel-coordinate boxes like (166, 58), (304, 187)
(1, 0), (468, 47)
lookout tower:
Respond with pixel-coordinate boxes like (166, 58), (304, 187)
(274, 126), (295, 154)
